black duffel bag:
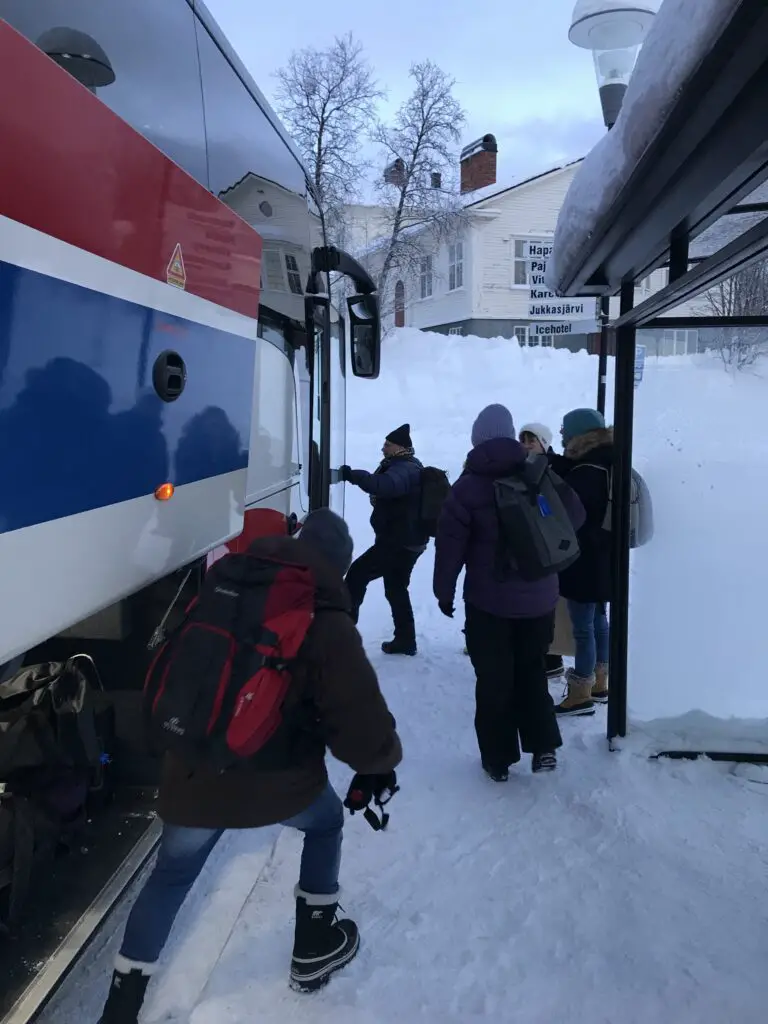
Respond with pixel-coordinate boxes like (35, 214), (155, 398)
(0, 654), (114, 932)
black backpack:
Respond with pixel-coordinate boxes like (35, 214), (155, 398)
(419, 467), (451, 538)
(493, 454), (580, 581)
(144, 553), (321, 772)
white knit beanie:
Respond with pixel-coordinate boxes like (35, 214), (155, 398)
(519, 422), (553, 450)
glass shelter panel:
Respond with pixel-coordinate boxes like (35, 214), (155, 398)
(627, 319), (768, 725)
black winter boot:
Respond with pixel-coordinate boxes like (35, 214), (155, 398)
(98, 960), (152, 1024)
(545, 654), (565, 680)
(290, 888), (359, 993)
(381, 638), (417, 656)
(532, 751), (557, 774)
(482, 761), (509, 782)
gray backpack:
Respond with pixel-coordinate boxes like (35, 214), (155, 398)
(581, 464), (654, 549)
(494, 454), (580, 582)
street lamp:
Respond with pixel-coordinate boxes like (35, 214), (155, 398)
(568, 0), (657, 414)
(569, 0), (658, 129)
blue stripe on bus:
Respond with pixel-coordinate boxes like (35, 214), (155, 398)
(0, 262), (255, 534)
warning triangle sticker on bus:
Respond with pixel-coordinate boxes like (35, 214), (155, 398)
(166, 243), (186, 289)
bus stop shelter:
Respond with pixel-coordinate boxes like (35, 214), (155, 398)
(547, 0), (768, 760)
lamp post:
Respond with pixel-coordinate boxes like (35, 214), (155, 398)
(568, 0), (657, 413)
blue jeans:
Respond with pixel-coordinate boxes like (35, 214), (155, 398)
(119, 782), (344, 966)
(567, 601), (609, 679)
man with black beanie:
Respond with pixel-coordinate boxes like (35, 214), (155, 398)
(340, 424), (426, 655)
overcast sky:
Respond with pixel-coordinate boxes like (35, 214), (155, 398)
(206, 0), (605, 190)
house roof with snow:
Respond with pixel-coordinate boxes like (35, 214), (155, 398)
(461, 159), (584, 208)
(349, 159), (585, 260)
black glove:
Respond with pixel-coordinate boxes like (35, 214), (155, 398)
(438, 600), (455, 619)
(339, 464), (353, 482)
(344, 771), (399, 831)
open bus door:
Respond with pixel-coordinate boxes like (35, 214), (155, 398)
(305, 245), (380, 513)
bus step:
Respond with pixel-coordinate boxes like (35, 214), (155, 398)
(1, 788), (161, 1024)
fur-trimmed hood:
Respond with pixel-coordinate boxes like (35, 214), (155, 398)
(564, 426), (614, 460)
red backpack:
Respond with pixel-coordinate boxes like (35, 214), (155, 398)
(143, 553), (316, 771)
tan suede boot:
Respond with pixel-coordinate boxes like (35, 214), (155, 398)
(555, 669), (596, 717)
(592, 663), (609, 704)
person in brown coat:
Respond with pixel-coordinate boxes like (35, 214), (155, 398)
(99, 509), (402, 1024)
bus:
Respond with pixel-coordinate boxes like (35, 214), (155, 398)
(0, 3), (380, 1017)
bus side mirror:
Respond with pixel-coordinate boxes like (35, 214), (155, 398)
(348, 293), (381, 379)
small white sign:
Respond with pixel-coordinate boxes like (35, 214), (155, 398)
(528, 299), (589, 319)
(528, 267), (550, 287)
(529, 285), (559, 301)
(523, 240), (554, 261)
(634, 344), (646, 387)
(530, 319), (599, 337)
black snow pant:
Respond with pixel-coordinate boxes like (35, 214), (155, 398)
(345, 543), (421, 644)
(464, 603), (562, 769)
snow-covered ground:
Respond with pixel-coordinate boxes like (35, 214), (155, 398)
(41, 330), (768, 1023)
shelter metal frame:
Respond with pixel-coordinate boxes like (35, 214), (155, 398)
(556, 0), (768, 763)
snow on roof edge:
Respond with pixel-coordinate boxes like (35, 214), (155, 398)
(545, 0), (744, 296)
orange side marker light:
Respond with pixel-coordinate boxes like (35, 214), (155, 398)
(155, 483), (175, 501)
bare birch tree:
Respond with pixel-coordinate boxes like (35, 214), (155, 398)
(702, 260), (768, 370)
(370, 61), (467, 302)
(274, 34), (383, 240)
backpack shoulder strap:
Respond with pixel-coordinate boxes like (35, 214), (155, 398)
(572, 462), (612, 496)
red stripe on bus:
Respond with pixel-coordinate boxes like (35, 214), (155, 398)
(0, 21), (261, 319)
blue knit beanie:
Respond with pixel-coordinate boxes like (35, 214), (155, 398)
(471, 404), (516, 447)
(562, 408), (605, 445)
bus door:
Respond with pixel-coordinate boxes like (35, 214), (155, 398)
(328, 315), (346, 519)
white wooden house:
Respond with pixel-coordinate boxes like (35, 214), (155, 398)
(349, 140), (702, 356)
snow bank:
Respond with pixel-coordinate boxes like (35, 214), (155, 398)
(349, 329), (768, 732)
(546, 0), (742, 294)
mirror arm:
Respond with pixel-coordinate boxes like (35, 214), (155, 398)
(311, 246), (376, 295)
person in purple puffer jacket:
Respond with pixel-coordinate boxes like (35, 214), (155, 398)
(433, 404), (585, 781)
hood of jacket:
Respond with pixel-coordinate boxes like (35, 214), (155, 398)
(465, 437), (528, 478)
(248, 534), (351, 613)
(564, 427), (614, 465)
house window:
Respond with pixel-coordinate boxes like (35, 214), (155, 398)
(448, 326), (463, 336)
(513, 240), (529, 286)
(513, 326), (529, 345)
(638, 275), (652, 295)
(285, 254), (303, 295)
(394, 281), (405, 328)
(420, 256), (433, 299)
(526, 332), (553, 348)
(448, 242), (464, 290)
(662, 329), (699, 355)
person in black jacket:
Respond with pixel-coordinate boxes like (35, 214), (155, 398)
(340, 424), (426, 656)
(548, 408), (613, 717)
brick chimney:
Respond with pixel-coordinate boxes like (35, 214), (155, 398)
(384, 158), (406, 187)
(460, 134), (498, 194)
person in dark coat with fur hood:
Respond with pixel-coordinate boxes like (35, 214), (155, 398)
(548, 408), (613, 717)
(433, 404), (585, 781)
(98, 510), (402, 1024)
(341, 424), (427, 656)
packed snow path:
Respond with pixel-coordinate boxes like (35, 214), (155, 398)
(159, 594), (768, 1024)
(44, 580), (768, 1024)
